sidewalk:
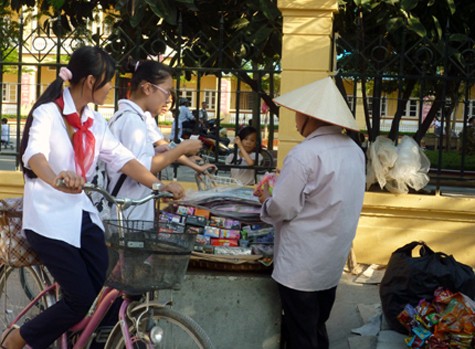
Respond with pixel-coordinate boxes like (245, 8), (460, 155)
(328, 267), (406, 349)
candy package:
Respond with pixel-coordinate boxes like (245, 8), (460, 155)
(254, 172), (278, 196)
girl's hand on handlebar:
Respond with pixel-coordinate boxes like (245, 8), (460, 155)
(54, 171), (85, 194)
(162, 182), (185, 200)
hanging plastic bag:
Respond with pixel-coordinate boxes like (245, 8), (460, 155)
(366, 136), (430, 194)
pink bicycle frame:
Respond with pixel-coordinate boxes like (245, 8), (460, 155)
(9, 284), (123, 349)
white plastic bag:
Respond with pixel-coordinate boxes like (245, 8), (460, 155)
(366, 135), (430, 194)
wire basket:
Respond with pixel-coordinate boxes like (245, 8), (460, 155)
(195, 172), (243, 191)
(103, 220), (196, 295)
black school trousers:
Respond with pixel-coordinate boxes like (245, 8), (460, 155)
(278, 283), (337, 349)
(21, 211), (108, 349)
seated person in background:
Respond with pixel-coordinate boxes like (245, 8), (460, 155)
(226, 126), (262, 186)
(1, 117), (9, 148)
(171, 97), (194, 140)
(432, 117), (442, 136)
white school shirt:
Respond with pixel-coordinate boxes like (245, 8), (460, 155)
(108, 99), (155, 221)
(225, 151), (262, 185)
(22, 88), (135, 248)
(1, 124), (8, 142)
(260, 126), (365, 291)
(145, 112), (164, 145)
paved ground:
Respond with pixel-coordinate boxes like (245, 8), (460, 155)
(328, 268), (406, 349)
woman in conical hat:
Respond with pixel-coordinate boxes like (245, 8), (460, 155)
(255, 77), (365, 349)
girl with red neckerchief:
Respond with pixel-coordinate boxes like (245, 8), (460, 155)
(0, 46), (184, 349)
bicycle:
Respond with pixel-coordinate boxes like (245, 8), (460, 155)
(0, 183), (215, 348)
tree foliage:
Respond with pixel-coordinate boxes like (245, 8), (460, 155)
(7, 0), (282, 114)
(0, 0), (20, 73)
(335, 0), (475, 144)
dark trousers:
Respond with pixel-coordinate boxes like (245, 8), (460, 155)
(278, 283), (337, 349)
(21, 211), (108, 349)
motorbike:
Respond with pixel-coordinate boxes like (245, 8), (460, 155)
(182, 118), (275, 171)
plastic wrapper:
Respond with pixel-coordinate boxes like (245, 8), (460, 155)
(366, 135), (430, 194)
(254, 171), (278, 196)
(398, 287), (475, 348)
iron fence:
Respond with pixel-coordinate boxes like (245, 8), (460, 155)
(333, 24), (475, 193)
(0, 12), (279, 178)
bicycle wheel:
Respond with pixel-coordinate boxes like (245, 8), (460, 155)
(257, 148), (275, 173)
(0, 265), (52, 331)
(19, 265), (54, 303)
(105, 303), (215, 349)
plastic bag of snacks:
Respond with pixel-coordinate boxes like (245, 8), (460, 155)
(397, 287), (475, 348)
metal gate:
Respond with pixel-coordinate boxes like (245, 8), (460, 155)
(0, 11), (279, 176)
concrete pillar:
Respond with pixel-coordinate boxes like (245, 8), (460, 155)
(276, 0), (338, 167)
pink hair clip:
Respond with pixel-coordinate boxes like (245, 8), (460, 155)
(59, 67), (73, 82)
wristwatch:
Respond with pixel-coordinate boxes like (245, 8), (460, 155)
(152, 182), (165, 191)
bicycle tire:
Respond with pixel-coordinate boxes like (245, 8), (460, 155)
(256, 148), (275, 173)
(0, 265), (51, 330)
(19, 265), (54, 305)
(105, 303), (215, 349)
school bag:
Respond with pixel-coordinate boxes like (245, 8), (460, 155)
(87, 161), (127, 221)
(87, 111), (128, 220)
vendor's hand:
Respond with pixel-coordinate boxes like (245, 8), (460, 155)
(162, 182), (185, 200)
(178, 139), (202, 156)
(54, 171), (84, 194)
(254, 182), (271, 204)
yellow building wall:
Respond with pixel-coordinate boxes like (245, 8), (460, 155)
(277, 0), (337, 168)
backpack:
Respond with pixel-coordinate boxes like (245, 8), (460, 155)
(88, 110), (128, 220)
(88, 161), (126, 221)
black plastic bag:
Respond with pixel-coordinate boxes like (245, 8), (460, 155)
(379, 241), (475, 334)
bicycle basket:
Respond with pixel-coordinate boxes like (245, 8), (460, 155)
(103, 220), (196, 295)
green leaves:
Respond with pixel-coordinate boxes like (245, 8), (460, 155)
(400, 0), (418, 11)
(143, 0), (178, 25)
(406, 16), (426, 37)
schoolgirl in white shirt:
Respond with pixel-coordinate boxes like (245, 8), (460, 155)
(108, 60), (215, 221)
(1, 46), (184, 349)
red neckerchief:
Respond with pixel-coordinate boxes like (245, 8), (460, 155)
(55, 95), (95, 180)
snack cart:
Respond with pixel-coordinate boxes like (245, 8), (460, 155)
(156, 172), (281, 349)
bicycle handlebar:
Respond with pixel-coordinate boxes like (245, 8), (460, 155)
(84, 182), (173, 209)
(56, 180), (173, 211)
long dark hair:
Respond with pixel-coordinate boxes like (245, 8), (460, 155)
(125, 59), (173, 92)
(20, 46), (116, 178)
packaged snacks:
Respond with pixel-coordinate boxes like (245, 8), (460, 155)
(398, 287), (475, 348)
(254, 172), (278, 196)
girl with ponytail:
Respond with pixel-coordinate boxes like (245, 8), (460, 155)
(2, 46), (184, 348)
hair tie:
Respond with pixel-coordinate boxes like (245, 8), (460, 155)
(59, 67), (73, 82)
(135, 61), (140, 72)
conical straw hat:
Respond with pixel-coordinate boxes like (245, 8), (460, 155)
(273, 76), (359, 131)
